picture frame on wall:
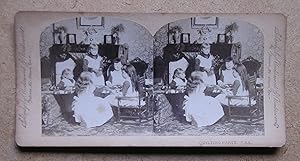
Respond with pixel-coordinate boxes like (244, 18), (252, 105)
(191, 16), (218, 29)
(67, 34), (76, 44)
(181, 33), (190, 44)
(217, 34), (226, 43)
(168, 33), (175, 44)
(104, 35), (113, 44)
(77, 16), (105, 29)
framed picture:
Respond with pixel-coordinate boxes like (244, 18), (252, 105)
(191, 16), (218, 29)
(181, 33), (190, 44)
(217, 34), (226, 43)
(77, 16), (105, 29)
(104, 35), (113, 44)
(168, 33), (175, 44)
(67, 34), (76, 44)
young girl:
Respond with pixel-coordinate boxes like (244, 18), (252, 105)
(169, 68), (187, 89)
(106, 58), (126, 87)
(83, 44), (105, 87)
(216, 57), (250, 106)
(106, 64), (144, 107)
(183, 71), (224, 127)
(194, 43), (216, 85)
(57, 68), (75, 90)
(55, 44), (76, 85)
(72, 72), (113, 128)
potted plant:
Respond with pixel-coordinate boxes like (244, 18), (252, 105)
(168, 25), (183, 44)
(111, 24), (125, 45)
(225, 22), (239, 43)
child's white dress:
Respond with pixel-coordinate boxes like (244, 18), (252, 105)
(84, 55), (105, 86)
(216, 69), (254, 106)
(195, 54), (216, 85)
(60, 78), (75, 87)
(110, 70), (126, 86)
(172, 77), (187, 87)
(72, 87), (113, 128)
(55, 58), (76, 85)
(106, 78), (145, 107)
(183, 93), (224, 127)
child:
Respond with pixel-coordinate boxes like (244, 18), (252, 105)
(183, 71), (224, 127)
(56, 68), (75, 90)
(106, 64), (144, 107)
(216, 57), (250, 106)
(106, 58), (126, 87)
(169, 68), (187, 89)
(217, 57), (245, 95)
(72, 72), (113, 128)
(55, 44), (76, 86)
(194, 43), (216, 85)
(83, 44), (105, 87)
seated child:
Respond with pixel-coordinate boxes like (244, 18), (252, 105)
(169, 68), (187, 89)
(83, 44), (105, 87)
(55, 44), (76, 86)
(216, 57), (251, 106)
(56, 68), (75, 90)
(105, 64), (145, 107)
(106, 58), (126, 87)
(72, 72), (113, 128)
(183, 71), (224, 127)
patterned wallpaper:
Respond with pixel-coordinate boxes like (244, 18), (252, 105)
(40, 16), (264, 78)
(39, 17), (154, 78)
(154, 17), (264, 63)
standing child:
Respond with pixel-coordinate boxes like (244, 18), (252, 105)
(83, 44), (105, 87)
(169, 68), (187, 89)
(194, 43), (217, 85)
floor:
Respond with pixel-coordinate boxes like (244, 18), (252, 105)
(42, 94), (264, 137)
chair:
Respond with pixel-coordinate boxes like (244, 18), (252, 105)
(226, 56), (263, 124)
(114, 58), (152, 124)
(115, 90), (152, 124)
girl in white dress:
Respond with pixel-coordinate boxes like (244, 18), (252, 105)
(83, 44), (105, 87)
(57, 68), (75, 90)
(72, 72), (113, 128)
(106, 64), (144, 107)
(216, 57), (252, 106)
(194, 43), (216, 85)
(169, 68), (187, 89)
(106, 58), (126, 87)
(183, 71), (224, 127)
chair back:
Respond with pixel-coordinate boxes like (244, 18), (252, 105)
(242, 56), (261, 76)
(129, 57), (148, 77)
(242, 56), (261, 99)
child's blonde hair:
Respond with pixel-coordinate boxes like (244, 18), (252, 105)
(173, 68), (184, 79)
(75, 72), (94, 95)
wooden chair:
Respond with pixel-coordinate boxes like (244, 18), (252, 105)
(226, 56), (263, 124)
(115, 90), (152, 124)
(115, 58), (152, 124)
